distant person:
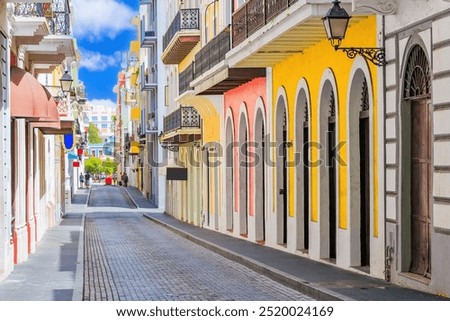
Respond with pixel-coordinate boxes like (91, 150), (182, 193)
(123, 173), (129, 187)
(119, 172), (123, 186)
(113, 172), (117, 185)
(79, 173), (84, 188)
(85, 172), (91, 188)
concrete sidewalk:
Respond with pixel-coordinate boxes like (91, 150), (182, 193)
(122, 188), (447, 301)
(142, 212), (447, 301)
(0, 189), (87, 301)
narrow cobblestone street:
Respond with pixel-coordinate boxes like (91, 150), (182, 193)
(83, 186), (313, 301)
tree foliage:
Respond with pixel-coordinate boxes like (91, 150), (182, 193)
(84, 157), (102, 174)
(88, 123), (103, 144)
(84, 157), (118, 175)
(102, 158), (117, 175)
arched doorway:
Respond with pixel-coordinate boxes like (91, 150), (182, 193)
(402, 44), (432, 277)
(319, 80), (338, 260)
(295, 86), (310, 251)
(349, 68), (371, 269)
(276, 94), (288, 245)
(254, 107), (266, 242)
(239, 111), (248, 236)
(225, 115), (234, 231)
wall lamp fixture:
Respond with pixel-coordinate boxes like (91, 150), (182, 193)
(322, 1), (386, 66)
(59, 70), (73, 96)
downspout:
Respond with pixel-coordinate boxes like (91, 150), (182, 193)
(382, 14), (393, 282)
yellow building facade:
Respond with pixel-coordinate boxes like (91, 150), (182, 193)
(269, 16), (383, 275)
(158, 1), (385, 279)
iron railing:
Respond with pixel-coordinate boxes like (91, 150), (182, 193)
(179, 63), (195, 95)
(163, 106), (200, 134)
(163, 9), (200, 51)
(14, 0), (71, 35)
(194, 27), (230, 77)
(232, 0), (298, 47)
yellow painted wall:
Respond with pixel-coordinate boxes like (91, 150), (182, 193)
(130, 107), (140, 121)
(179, 43), (201, 72)
(272, 17), (378, 232)
(130, 40), (140, 56)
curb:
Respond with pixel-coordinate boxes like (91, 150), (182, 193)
(143, 213), (352, 301)
(86, 187), (92, 207)
(72, 213), (85, 301)
(121, 187), (139, 209)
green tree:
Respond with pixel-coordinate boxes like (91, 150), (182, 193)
(84, 157), (102, 174)
(102, 158), (117, 175)
(88, 123), (103, 144)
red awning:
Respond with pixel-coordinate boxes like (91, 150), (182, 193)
(10, 66), (50, 119)
(38, 85), (60, 122)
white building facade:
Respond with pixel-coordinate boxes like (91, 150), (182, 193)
(382, 0), (450, 296)
(139, 0), (166, 208)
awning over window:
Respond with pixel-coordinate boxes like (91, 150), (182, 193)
(10, 66), (51, 119)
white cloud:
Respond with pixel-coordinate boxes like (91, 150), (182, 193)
(72, 0), (136, 41)
(88, 99), (116, 109)
(79, 49), (122, 71)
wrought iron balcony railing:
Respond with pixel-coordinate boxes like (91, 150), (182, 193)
(163, 106), (200, 134)
(194, 27), (230, 77)
(232, 0), (298, 47)
(163, 9), (200, 51)
(14, 0), (72, 36)
(179, 63), (195, 95)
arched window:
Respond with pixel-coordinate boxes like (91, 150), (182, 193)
(404, 45), (431, 100)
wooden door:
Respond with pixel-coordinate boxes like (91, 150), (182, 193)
(359, 113), (370, 266)
(410, 99), (431, 277)
(282, 129), (288, 244)
(328, 119), (337, 259)
(303, 125), (309, 250)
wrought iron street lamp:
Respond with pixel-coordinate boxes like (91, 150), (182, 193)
(59, 70), (73, 95)
(322, 0), (386, 66)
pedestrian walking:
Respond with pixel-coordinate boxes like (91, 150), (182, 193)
(123, 173), (129, 187)
(119, 172), (124, 186)
(79, 172), (84, 188)
(85, 172), (91, 188)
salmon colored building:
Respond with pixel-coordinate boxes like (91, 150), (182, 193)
(224, 78), (267, 241)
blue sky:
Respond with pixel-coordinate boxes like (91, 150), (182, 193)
(72, 0), (139, 107)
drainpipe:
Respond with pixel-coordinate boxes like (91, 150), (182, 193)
(381, 14), (393, 282)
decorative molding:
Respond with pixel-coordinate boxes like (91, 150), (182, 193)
(6, 3), (15, 39)
(353, 0), (398, 15)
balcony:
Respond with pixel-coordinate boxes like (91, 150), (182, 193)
(12, 3), (50, 47)
(232, 0), (298, 47)
(140, 63), (157, 91)
(161, 106), (201, 144)
(161, 9), (200, 65)
(13, 1), (75, 73)
(191, 27), (265, 95)
(228, 0), (359, 68)
(140, 16), (157, 48)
